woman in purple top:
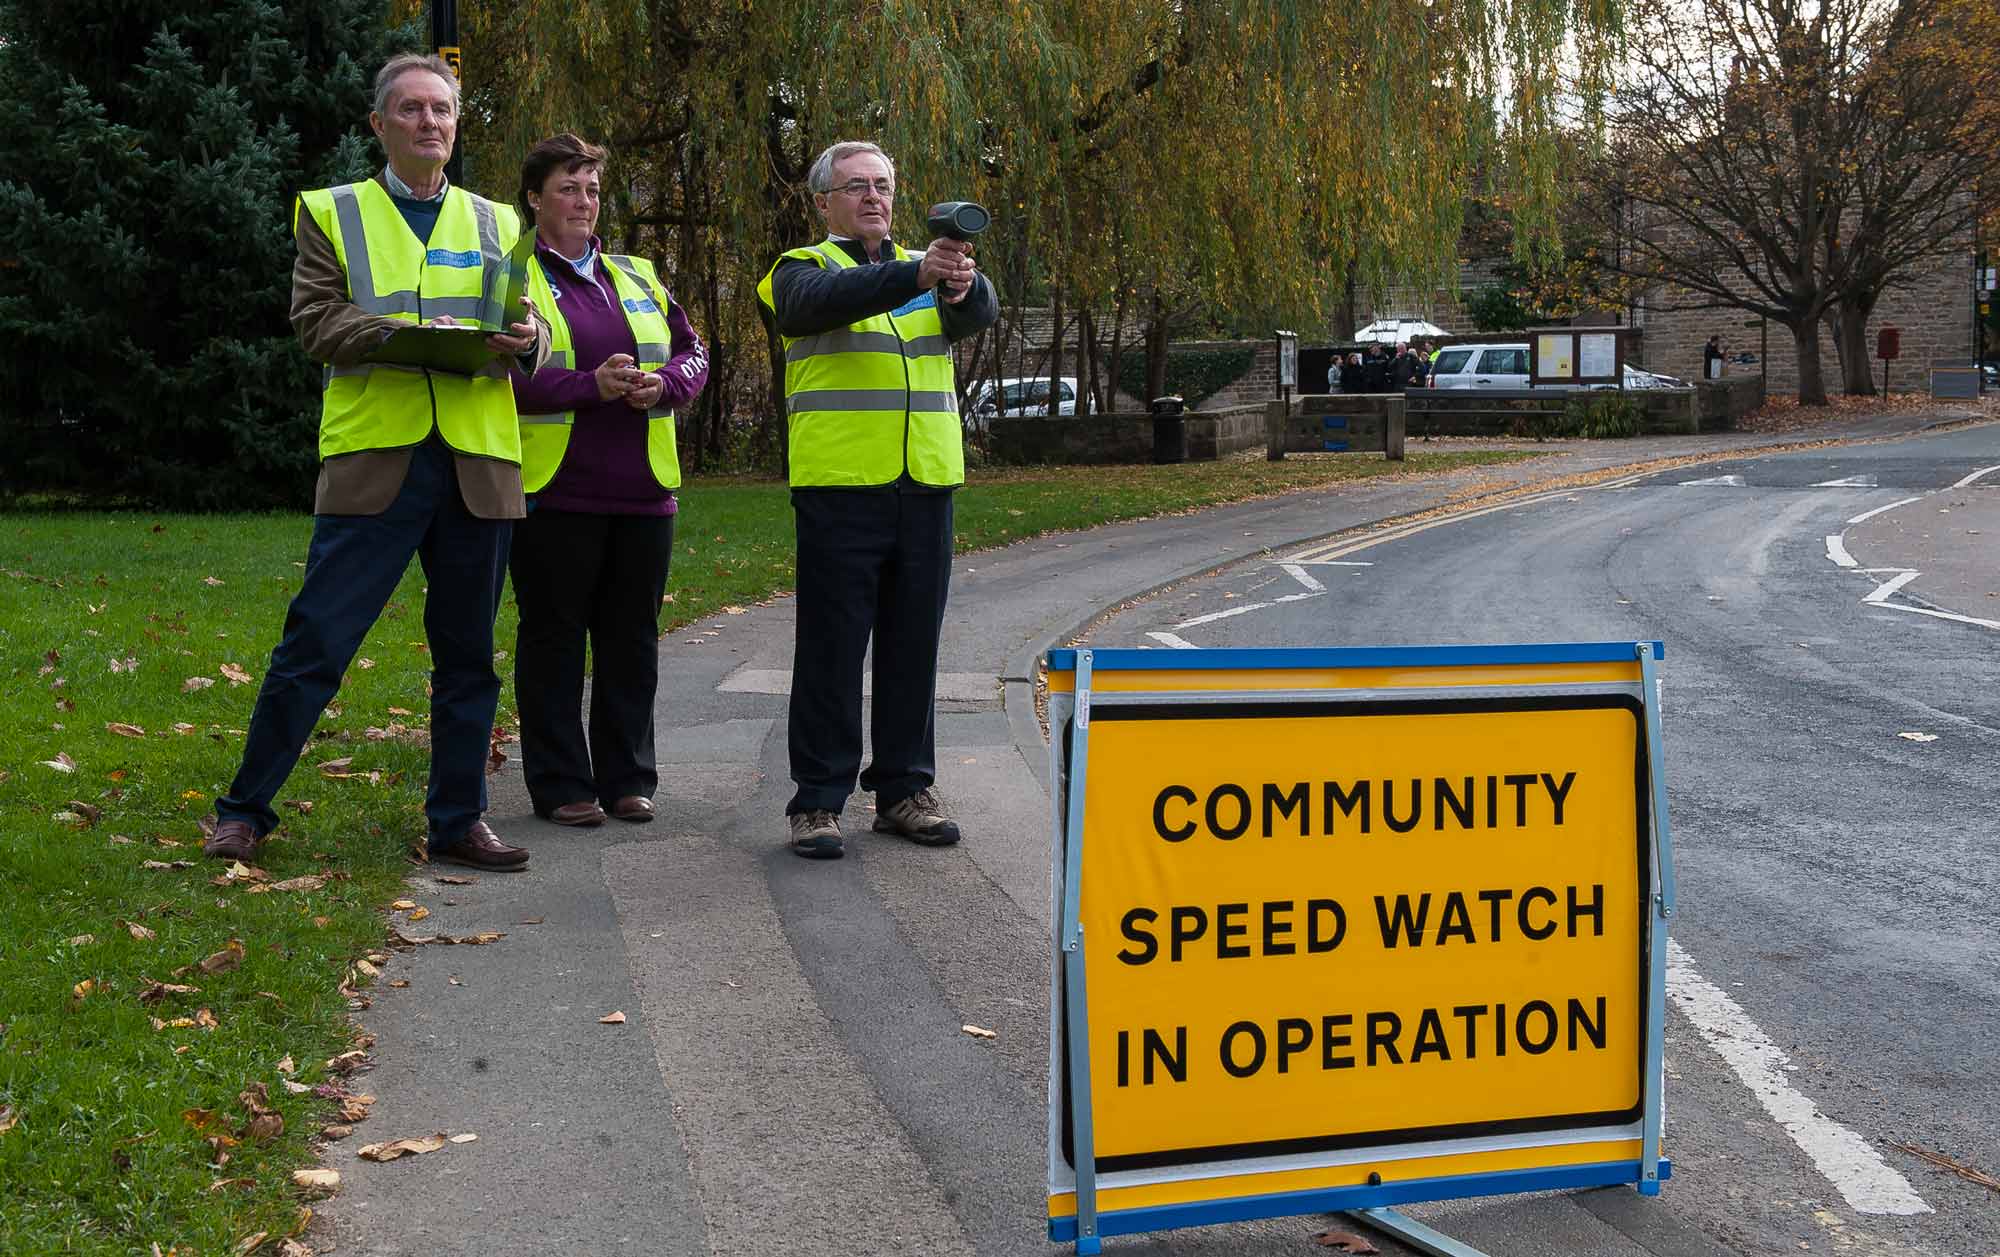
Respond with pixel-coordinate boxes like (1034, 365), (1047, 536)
(509, 134), (709, 827)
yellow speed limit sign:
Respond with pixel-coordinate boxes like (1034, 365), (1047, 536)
(1044, 644), (1675, 1255)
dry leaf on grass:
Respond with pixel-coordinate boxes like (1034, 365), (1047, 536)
(68, 933), (96, 947)
(321, 1123), (355, 1140)
(318, 757), (354, 778)
(141, 859), (195, 871)
(0, 1105), (18, 1135)
(106, 722), (147, 738)
(353, 959), (379, 979)
(137, 979), (200, 1004)
(270, 875), (326, 893)
(198, 940), (246, 973)
(282, 800), (313, 815)
(40, 752), (77, 773)
(183, 676), (216, 692)
(208, 1176), (256, 1193)
(282, 1080), (312, 1095)
(1311, 1229), (1380, 1253)
(194, 1007), (219, 1029)
(126, 921), (156, 942)
(277, 1055), (295, 1075)
(961, 1023), (998, 1039)
(356, 1132), (448, 1162)
(220, 662), (253, 685)
(325, 1050), (372, 1076)
(69, 978), (95, 1008)
(69, 800), (103, 824)
(277, 1240), (313, 1257)
(231, 1231), (267, 1254)
(291, 1168), (341, 1191)
(598, 1011), (627, 1024)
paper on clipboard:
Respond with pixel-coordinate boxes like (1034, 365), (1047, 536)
(361, 229), (539, 375)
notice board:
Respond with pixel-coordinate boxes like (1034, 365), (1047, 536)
(1044, 644), (1675, 1253)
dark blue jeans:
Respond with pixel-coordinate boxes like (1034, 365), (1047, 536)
(216, 440), (511, 853)
(787, 488), (953, 815)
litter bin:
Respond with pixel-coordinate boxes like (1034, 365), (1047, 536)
(1151, 395), (1186, 465)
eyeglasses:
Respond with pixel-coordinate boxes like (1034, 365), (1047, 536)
(829, 179), (895, 199)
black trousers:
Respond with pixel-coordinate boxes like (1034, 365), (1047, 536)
(509, 508), (675, 812)
(788, 489), (953, 815)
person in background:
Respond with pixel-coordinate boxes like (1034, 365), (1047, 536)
(508, 133), (709, 828)
(1362, 344), (1391, 392)
(1391, 340), (1419, 390)
(206, 53), (547, 873)
(1704, 335), (1725, 380)
(756, 139), (999, 860)
(1339, 351), (1365, 394)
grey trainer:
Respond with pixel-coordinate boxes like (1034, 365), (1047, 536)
(873, 787), (961, 847)
(788, 809), (844, 859)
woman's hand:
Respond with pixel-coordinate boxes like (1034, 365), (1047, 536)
(623, 371), (665, 410)
(595, 353), (643, 401)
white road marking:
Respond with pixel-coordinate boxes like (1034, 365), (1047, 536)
(1666, 939), (1932, 1216)
(1951, 464), (2000, 489)
(1174, 589), (1325, 629)
(1863, 571), (1922, 604)
(1870, 602), (2000, 631)
(1824, 535), (1857, 568)
(1285, 559), (1375, 566)
(1280, 563), (1326, 593)
(1145, 631), (1197, 649)
(1847, 496), (1922, 525)
(1680, 474), (1747, 486)
(1812, 474), (1877, 487)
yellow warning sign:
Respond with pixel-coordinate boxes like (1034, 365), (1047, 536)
(1075, 696), (1647, 1168)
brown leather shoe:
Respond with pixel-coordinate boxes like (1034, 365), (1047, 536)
(606, 795), (654, 823)
(545, 801), (607, 827)
(433, 821), (529, 871)
(203, 819), (260, 861)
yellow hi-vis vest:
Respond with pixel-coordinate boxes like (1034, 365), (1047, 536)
(756, 241), (964, 488)
(517, 251), (682, 492)
(295, 180), (525, 465)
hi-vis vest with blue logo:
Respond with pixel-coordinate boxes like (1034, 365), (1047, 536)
(517, 252), (681, 493)
(294, 181), (524, 464)
(755, 241), (964, 488)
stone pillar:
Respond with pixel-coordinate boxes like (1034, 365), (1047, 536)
(1384, 397), (1406, 460)
(1266, 399), (1290, 461)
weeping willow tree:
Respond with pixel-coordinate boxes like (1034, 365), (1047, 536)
(416, 0), (1623, 464)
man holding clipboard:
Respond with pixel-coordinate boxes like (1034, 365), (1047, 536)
(203, 53), (549, 873)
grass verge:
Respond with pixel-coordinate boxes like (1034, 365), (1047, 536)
(0, 447), (1533, 1252)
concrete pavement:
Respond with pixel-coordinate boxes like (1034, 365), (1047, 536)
(318, 405), (1993, 1257)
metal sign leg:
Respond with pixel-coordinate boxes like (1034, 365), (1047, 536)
(1350, 1207), (1499, 1257)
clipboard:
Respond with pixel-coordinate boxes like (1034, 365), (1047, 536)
(361, 229), (540, 375)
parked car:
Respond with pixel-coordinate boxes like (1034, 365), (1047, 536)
(966, 376), (1077, 430)
(1428, 342), (1686, 390)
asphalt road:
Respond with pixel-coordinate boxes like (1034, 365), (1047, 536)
(1086, 422), (2000, 1256)
(321, 411), (1999, 1257)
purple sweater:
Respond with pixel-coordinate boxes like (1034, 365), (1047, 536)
(511, 237), (709, 515)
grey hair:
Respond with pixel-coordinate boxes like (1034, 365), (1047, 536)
(372, 53), (461, 117)
(807, 141), (895, 194)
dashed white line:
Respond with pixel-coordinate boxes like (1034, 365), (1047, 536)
(1813, 474), (1878, 487)
(1824, 535), (1857, 568)
(1666, 939), (1932, 1216)
(1847, 496), (1923, 525)
(1862, 571), (1922, 604)
(1280, 563), (1326, 593)
(1681, 474), (1747, 486)
(1869, 602), (2000, 631)
(1145, 631), (1196, 649)
(1951, 464), (2000, 489)
(1174, 589), (1325, 629)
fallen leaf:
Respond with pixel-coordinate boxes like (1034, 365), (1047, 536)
(270, 875), (326, 893)
(387, 706), (413, 716)
(326, 1050), (371, 1076)
(1898, 731), (1939, 743)
(1312, 1229), (1380, 1253)
(70, 978), (95, 1008)
(388, 978), (409, 988)
(432, 874), (475, 885)
(460, 931), (504, 945)
(69, 933), (96, 946)
(319, 756), (354, 779)
(447, 976), (462, 986)
(355, 1132), (448, 1161)
(182, 1107), (226, 1133)
(182, 676), (216, 692)
(517, 916), (543, 925)
(171, 722), (196, 735)
(219, 662), (253, 685)
(282, 1079), (312, 1095)
(278, 1239), (314, 1256)
(141, 859), (195, 871)
(390, 899), (417, 911)
(0, 1105), (17, 1134)
(244, 1113), (284, 1142)
(137, 979), (200, 1003)
(209, 1176), (256, 1193)
(598, 1011), (627, 1024)
(276, 1054), (295, 1075)
(194, 1007), (219, 1029)
(230, 1231), (266, 1254)
(203, 575), (225, 587)
(282, 800), (313, 815)
(198, 940), (246, 974)
(448, 1132), (478, 1144)
(109, 655), (138, 673)
(353, 959), (379, 978)
(69, 800), (103, 824)
(40, 752), (77, 773)
(356, 657), (375, 669)
(320, 1123), (354, 1140)
(406, 906), (430, 922)
(126, 921), (156, 942)
(961, 1023), (998, 1039)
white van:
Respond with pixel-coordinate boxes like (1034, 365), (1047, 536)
(966, 377), (1078, 427)
(1427, 343), (1685, 390)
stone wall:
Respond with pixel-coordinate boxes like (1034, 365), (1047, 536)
(988, 403), (1271, 465)
(1694, 376), (1766, 430)
(1401, 389), (1701, 436)
(1632, 250), (1977, 395)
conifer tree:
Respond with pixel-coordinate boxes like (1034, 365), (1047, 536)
(0, 0), (413, 506)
